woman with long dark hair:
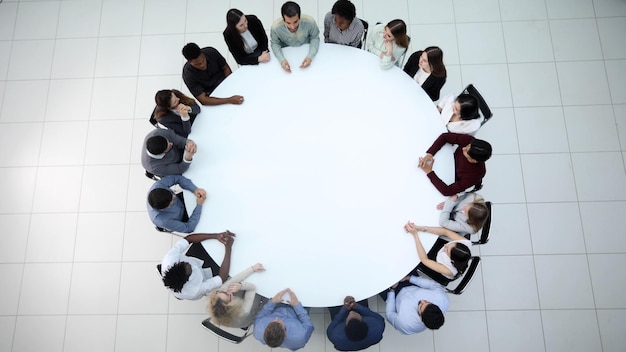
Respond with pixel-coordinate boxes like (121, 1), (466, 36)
(150, 89), (200, 138)
(223, 9), (270, 66)
(365, 19), (409, 69)
(403, 46), (447, 101)
(436, 93), (482, 135)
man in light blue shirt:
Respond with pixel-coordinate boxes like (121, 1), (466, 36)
(270, 1), (320, 73)
(147, 174), (206, 233)
(385, 275), (448, 334)
(254, 288), (314, 351)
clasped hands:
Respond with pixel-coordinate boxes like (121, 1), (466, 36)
(417, 153), (434, 173)
(272, 288), (300, 306)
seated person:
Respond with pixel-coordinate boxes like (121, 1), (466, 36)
(161, 232), (235, 300)
(403, 46), (447, 101)
(181, 42), (244, 106)
(365, 19), (409, 70)
(437, 93), (482, 135)
(141, 128), (196, 177)
(383, 275), (448, 335)
(404, 222), (471, 280)
(223, 9), (270, 65)
(323, 0), (365, 48)
(147, 174), (206, 233)
(254, 288), (314, 351)
(150, 89), (201, 138)
(417, 132), (493, 196)
(437, 193), (489, 236)
(207, 263), (267, 328)
(271, 1), (320, 73)
(326, 295), (385, 351)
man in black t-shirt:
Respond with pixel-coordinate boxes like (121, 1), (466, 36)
(181, 42), (244, 106)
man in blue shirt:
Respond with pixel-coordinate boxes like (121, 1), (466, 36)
(326, 295), (385, 351)
(147, 174), (206, 234)
(253, 288), (314, 351)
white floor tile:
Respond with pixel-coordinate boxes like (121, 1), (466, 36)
(185, 0), (233, 34)
(73, 212), (125, 262)
(18, 263), (72, 315)
(142, 0), (186, 35)
(0, 317), (16, 352)
(457, 23), (506, 64)
(0, 264), (23, 315)
(605, 59), (626, 104)
(434, 311), (489, 352)
(486, 310), (545, 352)
(580, 201), (626, 253)
(615, 105), (626, 150)
(13, 316), (66, 352)
(90, 77), (137, 120)
(56, 0), (102, 39)
(475, 108), (519, 154)
(122, 212), (174, 261)
(7, 40), (55, 80)
(550, 19), (603, 61)
(571, 152), (626, 201)
(596, 309), (626, 352)
(51, 38), (98, 79)
(79, 165), (130, 212)
(509, 63), (561, 107)
(230, 0), (275, 27)
(481, 155), (526, 203)
(0, 122), (43, 166)
(407, 0), (454, 24)
(166, 315), (218, 352)
(0, 2), (17, 41)
(39, 121), (88, 165)
(480, 203), (533, 255)
(515, 107), (569, 153)
(482, 256), (539, 310)
(99, 0), (144, 37)
(461, 64), (512, 108)
(503, 21), (554, 63)
(13, 1), (59, 40)
(535, 254), (595, 308)
(118, 262), (169, 314)
(68, 262), (121, 314)
(0, 214), (29, 263)
(1, 80), (49, 122)
(64, 315), (117, 352)
(546, 0), (595, 18)
(126, 164), (156, 212)
(593, 0), (626, 17)
(0, 167), (37, 214)
(447, 269), (485, 310)
(0, 51), (7, 81)
(134, 75), (183, 118)
(115, 315), (167, 352)
(528, 202), (586, 254)
(84, 119), (134, 165)
(167, 294), (208, 314)
(588, 254), (626, 308)
(45, 79), (93, 121)
(557, 61), (612, 105)
(598, 18), (626, 59)
(408, 24), (459, 65)
(31, 166), (83, 213)
(565, 105), (620, 152)
(298, 313), (327, 352)
(521, 154), (578, 202)
(541, 310), (602, 352)
(25, 213), (77, 262)
(453, 0), (501, 22)
(94, 36), (141, 77)
(138, 35), (185, 76)
(378, 317), (434, 352)
(439, 64), (461, 99)
(500, 0), (548, 20)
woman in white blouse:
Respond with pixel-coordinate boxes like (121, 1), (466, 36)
(436, 93), (482, 135)
(365, 19), (409, 70)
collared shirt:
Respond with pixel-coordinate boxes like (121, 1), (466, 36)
(141, 128), (191, 177)
(385, 276), (449, 335)
(323, 12), (365, 48)
(147, 175), (203, 233)
(270, 14), (320, 63)
(253, 301), (314, 351)
(160, 239), (222, 300)
(326, 305), (385, 351)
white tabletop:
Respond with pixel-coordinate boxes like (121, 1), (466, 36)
(186, 43), (454, 307)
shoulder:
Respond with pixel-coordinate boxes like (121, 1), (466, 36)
(271, 18), (284, 30)
(300, 14), (317, 26)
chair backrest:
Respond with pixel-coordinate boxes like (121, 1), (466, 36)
(416, 238), (453, 286)
(462, 84), (493, 126)
(201, 317), (253, 344)
(472, 201), (492, 245)
(446, 256), (480, 295)
(359, 19), (369, 50)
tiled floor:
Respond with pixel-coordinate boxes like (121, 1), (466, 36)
(0, 0), (625, 351)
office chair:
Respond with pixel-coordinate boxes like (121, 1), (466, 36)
(359, 19), (369, 49)
(201, 318), (253, 344)
(462, 84), (493, 126)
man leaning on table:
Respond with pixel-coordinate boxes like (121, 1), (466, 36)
(271, 1), (320, 73)
(147, 174), (206, 234)
(141, 128), (196, 178)
(254, 288), (314, 351)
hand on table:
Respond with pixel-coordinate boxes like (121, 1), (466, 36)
(258, 50), (270, 63)
(404, 221), (419, 236)
(252, 263), (266, 272)
(228, 95), (244, 105)
(418, 154), (434, 173)
(281, 60), (291, 73)
(272, 288), (290, 303)
(287, 288), (300, 307)
(194, 188), (207, 205)
(300, 57), (312, 69)
(343, 296), (356, 310)
(436, 201), (445, 210)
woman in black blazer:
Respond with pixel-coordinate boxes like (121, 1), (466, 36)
(223, 9), (270, 66)
(150, 89), (200, 138)
(403, 46), (447, 101)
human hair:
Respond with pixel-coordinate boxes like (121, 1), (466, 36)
(387, 19), (409, 48)
(331, 0), (356, 22)
(456, 93), (480, 121)
(182, 42), (202, 61)
(148, 188), (173, 210)
(467, 201), (489, 233)
(207, 291), (243, 326)
(162, 262), (190, 293)
(450, 242), (471, 275)
(423, 46), (446, 77)
(264, 321), (286, 347)
(421, 303), (444, 329)
(281, 1), (301, 18)
(154, 89), (196, 119)
(146, 135), (168, 155)
(468, 139), (493, 162)
(345, 319), (369, 341)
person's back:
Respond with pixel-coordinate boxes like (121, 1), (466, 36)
(326, 297), (385, 351)
(141, 128), (191, 177)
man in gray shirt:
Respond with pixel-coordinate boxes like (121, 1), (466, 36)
(141, 128), (196, 177)
(270, 1), (320, 73)
(323, 0), (365, 48)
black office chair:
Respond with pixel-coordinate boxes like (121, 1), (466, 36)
(472, 201), (492, 245)
(201, 318), (253, 344)
(145, 170), (161, 181)
(462, 84), (493, 126)
(359, 19), (369, 49)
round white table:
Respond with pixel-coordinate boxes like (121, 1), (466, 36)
(186, 43), (454, 307)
